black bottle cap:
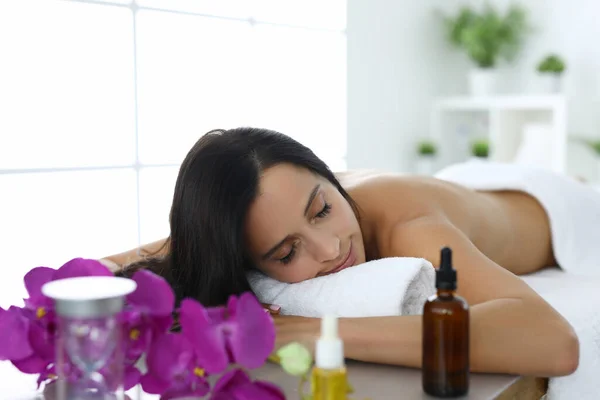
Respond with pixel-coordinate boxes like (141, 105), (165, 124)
(436, 247), (457, 290)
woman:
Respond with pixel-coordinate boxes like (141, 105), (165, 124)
(105, 127), (579, 377)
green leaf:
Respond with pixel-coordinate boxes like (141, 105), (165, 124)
(537, 54), (566, 74)
(471, 139), (490, 158)
(417, 140), (437, 155)
(440, 3), (529, 68)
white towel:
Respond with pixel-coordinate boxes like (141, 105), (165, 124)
(521, 268), (600, 400)
(247, 257), (436, 317)
(436, 161), (600, 276)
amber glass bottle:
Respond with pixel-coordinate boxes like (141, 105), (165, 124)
(422, 247), (469, 397)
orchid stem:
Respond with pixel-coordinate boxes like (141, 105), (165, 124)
(299, 372), (311, 399)
(267, 354), (281, 364)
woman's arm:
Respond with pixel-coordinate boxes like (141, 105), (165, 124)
(275, 219), (579, 377)
(100, 238), (169, 272)
(338, 298), (576, 377)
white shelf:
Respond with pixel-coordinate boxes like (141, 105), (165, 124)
(430, 94), (568, 174)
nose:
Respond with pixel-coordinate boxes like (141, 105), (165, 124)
(313, 233), (341, 263)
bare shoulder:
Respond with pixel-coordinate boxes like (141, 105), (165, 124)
(383, 217), (537, 304)
(336, 170), (439, 217)
(335, 169), (408, 191)
(382, 216), (459, 263)
(336, 171), (442, 256)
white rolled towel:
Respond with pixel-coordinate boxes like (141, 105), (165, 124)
(247, 257), (436, 317)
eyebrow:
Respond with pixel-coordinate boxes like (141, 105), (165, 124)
(303, 184), (321, 217)
(261, 184), (321, 260)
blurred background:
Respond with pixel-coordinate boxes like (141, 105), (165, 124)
(1, 0), (599, 308)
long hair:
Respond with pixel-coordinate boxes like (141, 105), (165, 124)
(118, 127), (359, 306)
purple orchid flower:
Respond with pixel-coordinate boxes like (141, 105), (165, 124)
(179, 292), (276, 374)
(120, 269), (176, 389)
(210, 369), (285, 400)
(0, 258), (113, 379)
(0, 306), (34, 361)
(23, 258), (112, 319)
(140, 333), (210, 400)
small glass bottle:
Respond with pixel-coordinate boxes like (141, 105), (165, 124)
(311, 315), (348, 400)
(422, 247), (470, 398)
(42, 276), (137, 400)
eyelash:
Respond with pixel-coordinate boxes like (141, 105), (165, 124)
(278, 202), (332, 265)
(316, 203), (332, 219)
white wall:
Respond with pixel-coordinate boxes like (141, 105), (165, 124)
(347, 0), (600, 178)
(346, 0), (456, 173)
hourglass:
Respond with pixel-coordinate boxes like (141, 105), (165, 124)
(42, 276), (137, 400)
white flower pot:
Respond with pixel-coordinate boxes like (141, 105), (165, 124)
(415, 156), (436, 175)
(537, 73), (562, 94)
(468, 68), (498, 96)
(468, 156), (489, 163)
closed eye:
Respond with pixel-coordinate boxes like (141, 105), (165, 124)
(278, 244), (297, 265)
(315, 203), (332, 218)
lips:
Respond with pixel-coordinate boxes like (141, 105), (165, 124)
(327, 242), (356, 275)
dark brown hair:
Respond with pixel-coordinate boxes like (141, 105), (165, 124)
(118, 127), (359, 306)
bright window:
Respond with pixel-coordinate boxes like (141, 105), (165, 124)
(0, 0), (347, 308)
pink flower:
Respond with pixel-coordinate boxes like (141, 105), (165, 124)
(179, 292), (276, 374)
(140, 333), (210, 400)
(120, 270), (176, 389)
(0, 258), (113, 379)
(210, 369), (285, 400)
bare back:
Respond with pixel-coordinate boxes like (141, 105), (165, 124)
(337, 170), (555, 275)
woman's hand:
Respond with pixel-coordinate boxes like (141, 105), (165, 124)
(272, 314), (320, 355)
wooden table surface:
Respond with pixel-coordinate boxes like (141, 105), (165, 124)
(1, 359), (546, 400)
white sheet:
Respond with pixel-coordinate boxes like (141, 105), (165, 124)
(436, 161), (600, 276)
(521, 269), (600, 400)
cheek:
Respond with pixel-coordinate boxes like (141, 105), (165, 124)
(334, 198), (358, 231)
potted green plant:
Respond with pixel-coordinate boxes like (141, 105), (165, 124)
(442, 3), (529, 96)
(416, 140), (438, 175)
(471, 139), (490, 160)
(589, 140), (600, 156)
(537, 54), (566, 93)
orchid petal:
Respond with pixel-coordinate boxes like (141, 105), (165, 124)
(161, 381), (211, 400)
(229, 293), (275, 369)
(139, 372), (170, 395)
(180, 299), (228, 373)
(212, 368), (251, 394)
(23, 267), (55, 303)
(53, 258), (112, 281)
(146, 333), (193, 380)
(0, 307), (33, 361)
(124, 365), (141, 391)
(226, 295), (238, 317)
(206, 307), (227, 324)
(192, 380), (211, 397)
(28, 320), (54, 362)
(211, 369), (284, 400)
(12, 354), (48, 374)
(127, 270), (175, 316)
(151, 315), (174, 336)
(233, 380), (286, 400)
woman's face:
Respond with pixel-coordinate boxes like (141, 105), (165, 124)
(245, 163), (366, 283)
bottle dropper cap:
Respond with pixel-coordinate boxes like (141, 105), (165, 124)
(315, 315), (344, 370)
(436, 247), (457, 290)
